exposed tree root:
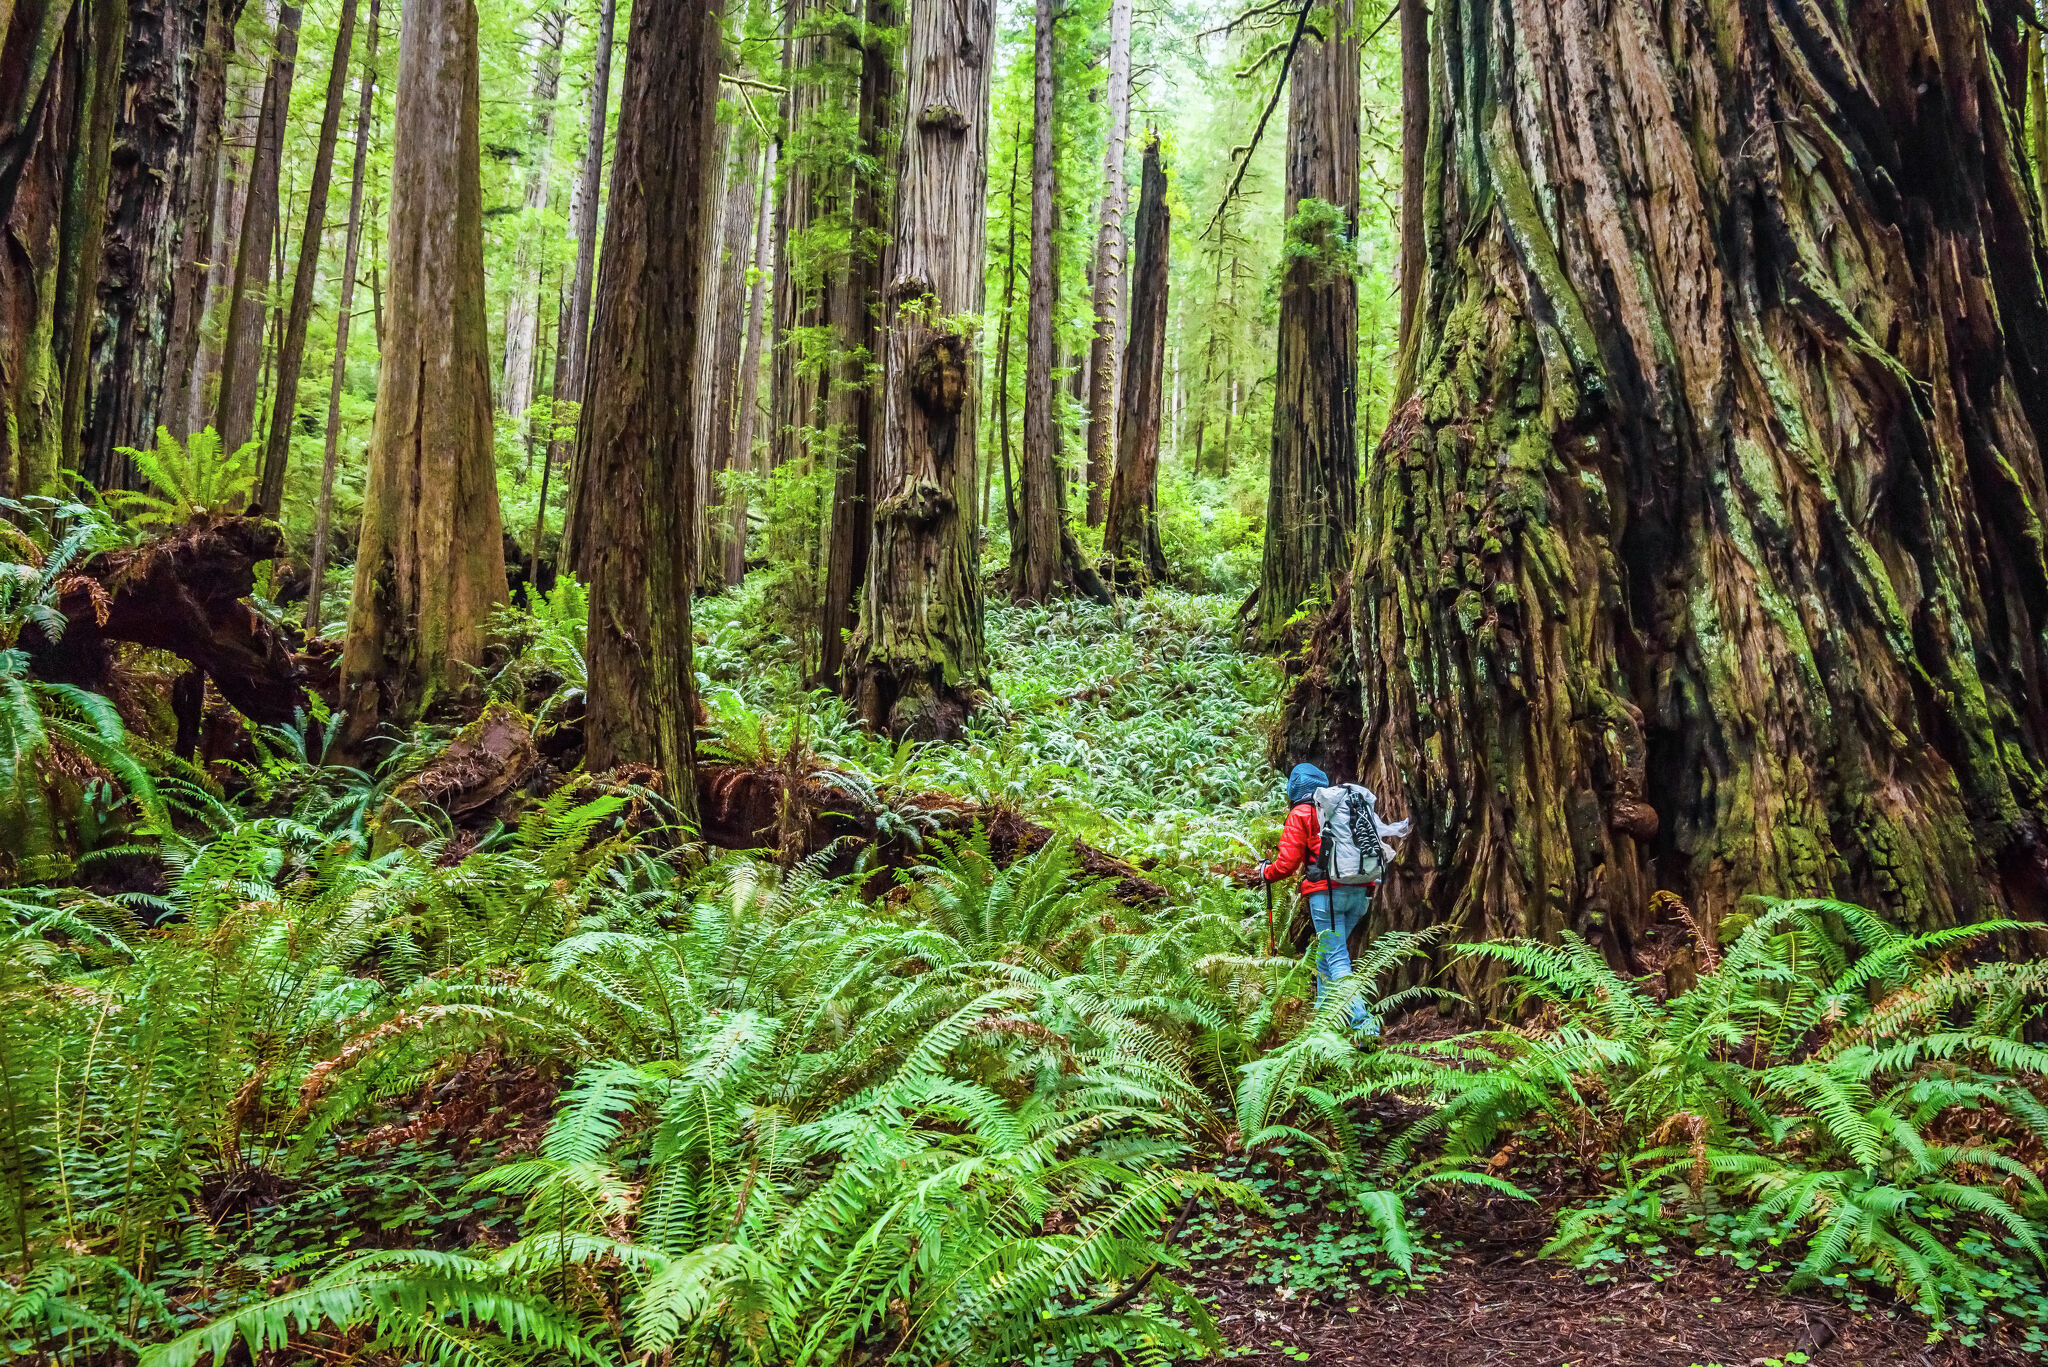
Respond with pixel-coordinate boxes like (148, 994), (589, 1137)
(26, 515), (307, 726)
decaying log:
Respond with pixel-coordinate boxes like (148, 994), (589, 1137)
(27, 515), (307, 725)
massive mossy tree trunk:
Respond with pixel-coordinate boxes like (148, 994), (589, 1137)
(338, 0), (506, 744)
(255, 0), (358, 516)
(0, 0), (132, 498)
(1082, 0), (1132, 527)
(81, 0), (216, 491)
(1101, 135), (1168, 589)
(1253, 0), (1358, 646)
(214, 2), (299, 453)
(843, 0), (990, 740)
(571, 0), (722, 815)
(1336, 0), (2048, 970)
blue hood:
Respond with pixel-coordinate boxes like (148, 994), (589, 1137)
(1286, 763), (1329, 806)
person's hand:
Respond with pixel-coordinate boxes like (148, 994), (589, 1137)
(1250, 860), (1270, 888)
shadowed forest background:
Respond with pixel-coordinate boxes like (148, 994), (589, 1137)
(7, 0), (2048, 1363)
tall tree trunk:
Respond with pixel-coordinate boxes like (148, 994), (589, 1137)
(1253, 0), (1358, 646)
(338, 0), (505, 744)
(552, 0), (615, 574)
(1102, 135), (1169, 589)
(817, 0), (898, 686)
(81, 0), (216, 491)
(701, 124), (762, 589)
(572, 0), (722, 816)
(304, 0), (377, 636)
(157, 0), (234, 442)
(1082, 0), (1131, 527)
(538, 0), (614, 576)
(51, 0), (130, 483)
(184, 62), (256, 435)
(1392, 0), (1426, 402)
(1336, 0), (2048, 978)
(726, 141), (774, 587)
(498, 4), (564, 422)
(844, 0), (991, 739)
(214, 1), (298, 453)
(1014, 0), (1063, 601)
(254, 0), (355, 516)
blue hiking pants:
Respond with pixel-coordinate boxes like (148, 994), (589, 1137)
(1307, 885), (1378, 1035)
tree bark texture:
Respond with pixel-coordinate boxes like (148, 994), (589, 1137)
(1102, 135), (1168, 589)
(697, 122), (760, 589)
(1082, 0), (1131, 528)
(155, 0), (233, 442)
(1340, 0), (2048, 975)
(183, 61), (255, 435)
(338, 0), (505, 743)
(254, 0), (355, 516)
(213, 1), (297, 453)
(727, 141), (774, 587)
(498, 4), (563, 422)
(1392, 0), (1426, 401)
(1254, 0), (1358, 646)
(571, 0), (722, 815)
(844, 0), (991, 740)
(1014, 0), (1064, 602)
(817, 0), (898, 686)
(81, 0), (216, 491)
(548, 0), (612, 563)
(305, 0), (377, 636)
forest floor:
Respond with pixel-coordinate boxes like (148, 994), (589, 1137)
(701, 591), (2033, 1367)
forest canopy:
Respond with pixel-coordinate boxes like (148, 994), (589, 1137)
(4, 0), (2048, 1363)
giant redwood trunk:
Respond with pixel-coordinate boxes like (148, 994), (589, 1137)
(82, 0), (215, 491)
(1101, 136), (1169, 589)
(1254, 0), (1359, 646)
(339, 0), (506, 744)
(571, 0), (722, 816)
(1339, 0), (2048, 970)
(843, 0), (991, 740)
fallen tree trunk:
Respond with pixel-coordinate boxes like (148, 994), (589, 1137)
(27, 515), (307, 725)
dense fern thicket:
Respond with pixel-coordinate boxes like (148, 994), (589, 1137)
(3, 533), (2048, 1362)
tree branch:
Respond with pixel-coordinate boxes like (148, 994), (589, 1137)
(1202, 0), (1314, 241)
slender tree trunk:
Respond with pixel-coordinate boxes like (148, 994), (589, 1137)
(185, 64), (257, 436)
(1015, 0), (1063, 601)
(498, 4), (564, 422)
(844, 0), (991, 739)
(338, 0), (506, 744)
(305, 0), (377, 637)
(553, 0), (616, 574)
(1082, 0), (1132, 526)
(818, 0), (898, 685)
(82, 0), (217, 490)
(726, 141), (774, 587)
(993, 127), (1021, 536)
(158, 0), (234, 442)
(1332, 0), (2048, 975)
(215, 2), (299, 453)
(51, 0), (130, 483)
(695, 119), (758, 588)
(1102, 135), (1169, 589)
(573, 0), (722, 816)
(1392, 0), (1426, 401)
(1254, 0), (1358, 645)
(254, 0), (355, 515)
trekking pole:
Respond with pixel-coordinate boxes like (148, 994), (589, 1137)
(1263, 876), (1275, 958)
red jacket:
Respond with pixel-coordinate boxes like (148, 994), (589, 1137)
(1265, 801), (1334, 895)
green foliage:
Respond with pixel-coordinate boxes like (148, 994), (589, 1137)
(106, 428), (260, 532)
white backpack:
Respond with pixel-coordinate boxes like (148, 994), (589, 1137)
(1311, 784), (1410, 885)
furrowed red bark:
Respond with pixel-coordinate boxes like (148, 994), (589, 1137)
(1253, 0), (1358, 646)
(843, 0), (991, 740)
(254, 0), (357, 517)
(1101, 135), (1169, 589)
(80, 0), (214, 491)
(338, 0), (506, 744)
(305, 0), (378, 638)
(1331, 0), (2048, 984)
(1083, 0), (1132, 527)
(214, 2), (299, 454)
(572, 0), (722, 818)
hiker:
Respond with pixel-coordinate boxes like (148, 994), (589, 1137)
(1257, 762), (1409, 1037)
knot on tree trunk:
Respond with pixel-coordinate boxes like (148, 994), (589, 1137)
(910, 333), (969, 418)
(876, 479), (956, 529)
